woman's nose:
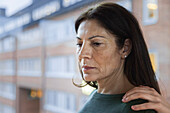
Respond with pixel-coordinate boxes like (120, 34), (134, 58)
(78, 43), (92, 60)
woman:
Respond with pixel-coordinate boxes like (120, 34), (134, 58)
(123, 86), (170, 113)
(73, 2), (162, 113)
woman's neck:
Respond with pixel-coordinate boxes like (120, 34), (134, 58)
(97, 68), (135, 94)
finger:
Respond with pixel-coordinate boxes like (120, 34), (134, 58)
(124, 87), (151, 98)
(123, 86), (158, 99)
(122, 92), (160, 103)
(137, 86), (159, 95)
(131, 102), (160, 111)
(140, 86), (159, 94)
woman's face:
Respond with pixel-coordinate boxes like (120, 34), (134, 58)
(76, 20), (123, 82)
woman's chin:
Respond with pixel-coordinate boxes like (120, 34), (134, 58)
(84, 74), (96, 82)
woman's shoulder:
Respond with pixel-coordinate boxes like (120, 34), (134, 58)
(122, 99), (156, 113)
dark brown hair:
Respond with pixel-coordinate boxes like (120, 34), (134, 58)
(73, 2), (161, 94)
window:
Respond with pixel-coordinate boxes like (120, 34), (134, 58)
(3, 105), (16, 113)
(42, 21), (58, 44)
(79, 95), (89, 110)
(0, 61), (4, 75)
(46, 55), (76, 78)
(117, 0), (132, 12)
(47, 90), (56, 106)
(32, 1), (60, 21)
(17, 28), (42, 49)
(18, 58), (41, 76)
(3, 36), (15, 52)
(0, 103), (2, 113)
(143, 0), (158, 25)
(0, 83), (3, 96)
(0, 36), (15, 53)
(45, 90), (76, 113)
(62, 0), (82, 7)
(0, 82), (16, 100)
(0, 60), (15, 76)
(0, 103), (16, 113)
(42, 17), (76, 45)
(65, 18), (76, 40)
(0, 40), (3, 53)
(149, 50), (159, 79)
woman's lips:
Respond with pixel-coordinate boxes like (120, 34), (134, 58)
(82, 66), (96, 71)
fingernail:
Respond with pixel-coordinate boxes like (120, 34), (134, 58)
(122, 97), (128, 102)
(122, 97), (125, 101)
(131, 106), (136, 109)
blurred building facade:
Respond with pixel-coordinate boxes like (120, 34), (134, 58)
(0, 0), (169, 113)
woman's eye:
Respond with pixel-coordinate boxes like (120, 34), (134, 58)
(92, 42), (102, 47)
(76, 43), (82, 47)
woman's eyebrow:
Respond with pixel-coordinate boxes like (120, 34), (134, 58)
(89, 35), (105, 39)
(76, 35), (106, 40)
(76, 37), (81, 40)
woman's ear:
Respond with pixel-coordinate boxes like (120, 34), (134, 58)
(120, 39), (132, 59)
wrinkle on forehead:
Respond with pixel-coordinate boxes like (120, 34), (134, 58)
(77, 20), (112, 40)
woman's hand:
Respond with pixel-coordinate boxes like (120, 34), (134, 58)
(122, 86), (170, 113)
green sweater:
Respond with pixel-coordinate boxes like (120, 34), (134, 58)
(79, 90), (156, 113)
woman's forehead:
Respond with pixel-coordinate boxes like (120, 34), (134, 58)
(77, 20), (111, 39)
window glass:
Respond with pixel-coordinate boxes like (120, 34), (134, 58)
(0, 82), (16, 100)
(42, 17), (76, 45)
(0, 60), (15, 76)
(1, 36), (15, 52)
(143, 0), (158, 25)
(45, 90), (76, 113)
(18, 58), (41, 76)
(46, 55), (75, 78)
(0, 40), (3, 53)
(117, 0), (132, 12)
(17, 28), (42, 49)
